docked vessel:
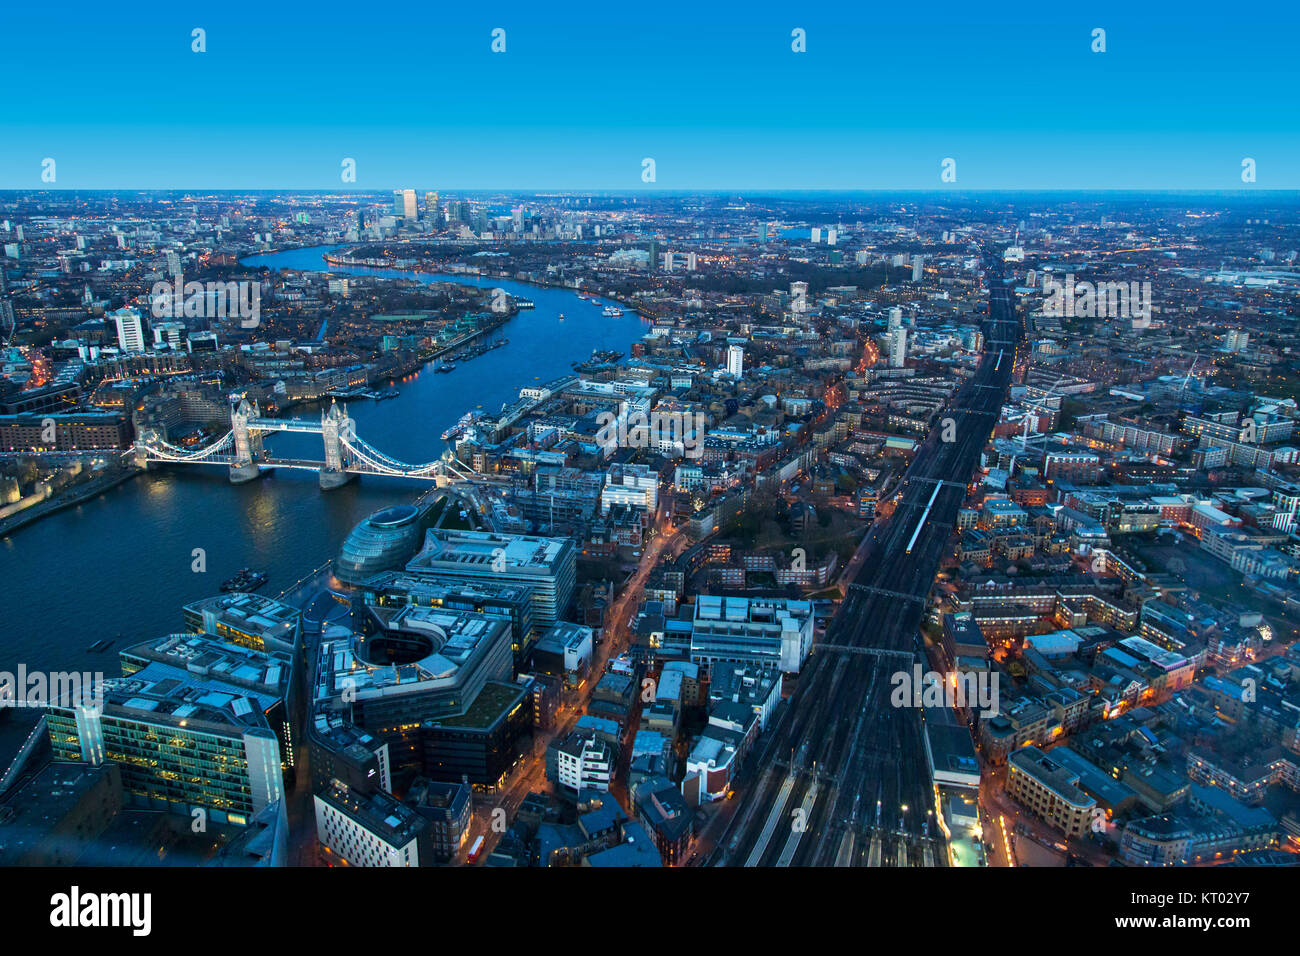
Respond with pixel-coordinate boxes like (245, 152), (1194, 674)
(602, 305), (624, 317)
(572, 348), (625, 372)
(442, 410), (487, 442)
(220, 568), (268, 592)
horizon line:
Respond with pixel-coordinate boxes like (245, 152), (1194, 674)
(3, 187), (1299, 198)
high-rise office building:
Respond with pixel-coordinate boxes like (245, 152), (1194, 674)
(112, 307), (146, 352)
(727, 343), (745, 378)
(648, 240), (659, 271)
(394, 189), (417, 221)
(424, 191), (439, 224)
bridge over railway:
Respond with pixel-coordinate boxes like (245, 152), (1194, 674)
(133, 398), (493, 489)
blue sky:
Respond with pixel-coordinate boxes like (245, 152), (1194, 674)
(2, 0), (1298, 190)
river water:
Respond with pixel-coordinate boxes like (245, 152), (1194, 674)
(0, 245), (647, 760)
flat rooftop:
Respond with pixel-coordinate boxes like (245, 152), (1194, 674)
(427, 680), (528, 731)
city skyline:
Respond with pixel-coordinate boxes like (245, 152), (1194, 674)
(0, 0), (1292, 933)
(3, 2), (1300, 190)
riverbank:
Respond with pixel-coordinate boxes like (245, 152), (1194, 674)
(0, 252), (650, 770)
(0, 465), (142, 540)
(321, 246), (665, 319)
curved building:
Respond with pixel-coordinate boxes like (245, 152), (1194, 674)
(335, 504), (428, 585)
(310, 605), (532, 786)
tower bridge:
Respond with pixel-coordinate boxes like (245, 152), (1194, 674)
(133, 399), (490, 489)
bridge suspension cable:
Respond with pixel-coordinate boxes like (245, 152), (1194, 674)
(339, 433), (445, 477)
(136, 430), (235, 462)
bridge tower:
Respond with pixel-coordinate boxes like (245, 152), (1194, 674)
(133, 428), (158, 469)
(229, 398), (263, 484)
(319, 400), (355, 489)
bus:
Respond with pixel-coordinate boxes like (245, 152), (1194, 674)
(467, 835), (485, 865)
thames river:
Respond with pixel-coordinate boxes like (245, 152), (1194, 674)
(0, 245), (647, 761)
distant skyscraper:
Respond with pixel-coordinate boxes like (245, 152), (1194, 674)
(424, 191), (439, 224)
(888, 307), (902, 332)
(727, 344), (745, 378)
(686, 252), (698, 271)
(912, 255), (924, 282)
(826, 228), (837, 246)
(811, 227), (822, 244)
(889, 327), (908, 368)
(663, 251), (675, 272)
(648, 240), (659, 271)
(394, 189), (417, 221)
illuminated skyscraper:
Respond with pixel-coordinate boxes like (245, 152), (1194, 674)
(393, 189), (417, 221)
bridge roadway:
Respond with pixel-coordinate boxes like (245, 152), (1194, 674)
(715, 263), (1023, 868)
